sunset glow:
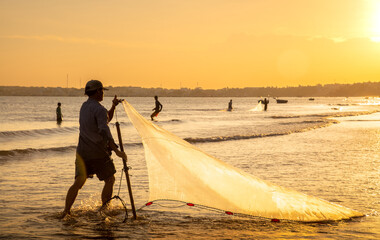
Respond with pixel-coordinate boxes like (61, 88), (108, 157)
(370, 1), (380, 42)
(0, 0), (380, 89)
(371, 1), (380, 33)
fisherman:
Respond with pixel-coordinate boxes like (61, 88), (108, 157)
(263, 98), (269, 111)
(150, 95), (163, 121)
(61, 80), (127, 218)
(56, 102), (62, 123)
(227, 99), (233, 111)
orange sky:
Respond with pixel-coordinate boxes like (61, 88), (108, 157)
(1, 0), (380, 89)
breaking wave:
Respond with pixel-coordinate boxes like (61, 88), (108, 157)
(270, 110), (379, 119)
(0, 126), (78, 138)
(0, 146), (77, 158)
(184, 124), (333, 143)
(2, 110), (377, 159)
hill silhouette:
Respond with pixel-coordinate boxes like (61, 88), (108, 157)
(0, 82), (379, 97)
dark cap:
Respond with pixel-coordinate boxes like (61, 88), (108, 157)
(85, 80), (108, 94)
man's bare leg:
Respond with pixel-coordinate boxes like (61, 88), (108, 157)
(102, 175), (115, 206)
(61, 175), (87, 217)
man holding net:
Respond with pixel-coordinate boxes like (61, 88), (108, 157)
(61, 80), (127, 218)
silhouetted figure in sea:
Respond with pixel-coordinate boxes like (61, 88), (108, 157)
(227, 99), (233, 111)
(151, 96), (163, 121)
(263, 98), (269, 111)
(56, 102), (62, 123)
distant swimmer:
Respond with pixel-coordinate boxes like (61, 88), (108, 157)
(56, 102), (63, 123)
(151, 96), (163, 121)
(227, 99), (233, 111)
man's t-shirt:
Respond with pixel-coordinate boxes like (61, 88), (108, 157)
(77, 98), (115, 160)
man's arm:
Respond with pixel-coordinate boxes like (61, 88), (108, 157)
(159, 102), (163, 111)
(109, 141), (127, 160)
(108, 95), (121, 122)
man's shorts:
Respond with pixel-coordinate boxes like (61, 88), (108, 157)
(75, 155), (116, 181)
(152, 111), (160, 117)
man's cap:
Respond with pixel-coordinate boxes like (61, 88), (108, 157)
(85, 80), (108, 93)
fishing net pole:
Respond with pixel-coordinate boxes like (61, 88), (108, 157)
(100, 103), (137, 222)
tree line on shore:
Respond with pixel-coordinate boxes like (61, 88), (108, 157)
(0, 82), (379, 97)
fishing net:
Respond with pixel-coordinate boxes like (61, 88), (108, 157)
(122, 100), (363, 222)
(249, 103), (264, 111)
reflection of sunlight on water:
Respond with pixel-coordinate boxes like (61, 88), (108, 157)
(359, 97), (380, 105)
(77, 194), (102, 211)
(342, 97), (380, 105)
(359, 101), (380, 106)
(62, 194), (131, 225)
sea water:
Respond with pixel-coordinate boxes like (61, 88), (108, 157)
(0, 96), (379, 239)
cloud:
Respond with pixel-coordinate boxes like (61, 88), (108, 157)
(307, 35), (348, 43)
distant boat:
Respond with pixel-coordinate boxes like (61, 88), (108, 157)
(309, 98), (315, 101)
(276, 99), (288, 104)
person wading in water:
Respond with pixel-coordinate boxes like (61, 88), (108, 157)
(150, 95), (163, 121)
(61, 79), (127, 218)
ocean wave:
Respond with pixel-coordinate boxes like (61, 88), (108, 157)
(270, 115), (301, 119)
(184, 123), (337, 143)
(345, 119), (380, 122)
(0, 142), (142, 159)
(270, 110), (379, 120)
(0, 145), (77, 158)
(279, 119), (334, 125)
(329, 110), (379, 117)
(184, 133), (285, 143)
(2, 110), (377, 156)
(0, 126), (78, 138)
(185, 111), (378, 144)
(154, 119), (181, 123)
(329, 103), (351, 106)
(178, 108), (225, 112)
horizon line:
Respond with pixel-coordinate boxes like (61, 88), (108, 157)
(0, 81), (378, 90)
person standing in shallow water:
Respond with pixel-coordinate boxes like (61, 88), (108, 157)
(151, 96), (163, 121)
(61, 80), (127, 218)
(227, 99), (233, 111)
(56, 102), (63, 123)
(263, 98), (269, 111)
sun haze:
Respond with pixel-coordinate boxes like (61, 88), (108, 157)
(0, 0), (379, 89)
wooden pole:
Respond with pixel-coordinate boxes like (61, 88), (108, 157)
(115, 121), (137, 219)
